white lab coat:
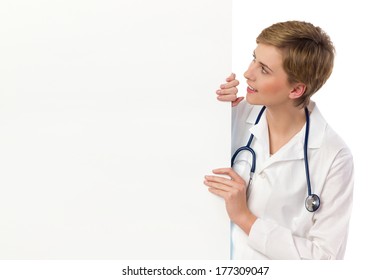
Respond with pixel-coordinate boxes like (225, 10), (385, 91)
(231, 100), (354, 260)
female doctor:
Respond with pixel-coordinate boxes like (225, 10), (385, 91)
(204, 21), (354, 260)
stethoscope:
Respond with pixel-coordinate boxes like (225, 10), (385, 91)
(231, 106), (321, 212)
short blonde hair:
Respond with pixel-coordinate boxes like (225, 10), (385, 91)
(257, 21), (335, 107)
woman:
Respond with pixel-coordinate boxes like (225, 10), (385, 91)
(204, 21), (354, 259)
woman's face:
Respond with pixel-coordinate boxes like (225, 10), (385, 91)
(244, 43), (295, 107)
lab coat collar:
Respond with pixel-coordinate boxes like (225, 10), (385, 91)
(246, 101), (327, 161)
(305, 101), (327, 149)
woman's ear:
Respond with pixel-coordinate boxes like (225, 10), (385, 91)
(289, 83), (306, 99)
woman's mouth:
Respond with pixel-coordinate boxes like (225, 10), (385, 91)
(247, 85), (257, 94)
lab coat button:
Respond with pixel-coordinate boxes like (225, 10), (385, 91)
(259, 172), (266, 178)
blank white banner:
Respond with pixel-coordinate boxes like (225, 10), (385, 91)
(0, 0), (231, 259)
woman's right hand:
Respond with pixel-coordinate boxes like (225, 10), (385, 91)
(216, 73), (244, 107)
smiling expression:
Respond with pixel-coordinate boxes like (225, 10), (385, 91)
(244, 43), (298, 107)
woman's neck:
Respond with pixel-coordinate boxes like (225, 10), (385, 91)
(266, 104), (306, 155)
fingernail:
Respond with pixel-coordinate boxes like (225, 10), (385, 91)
(216, 90), (221, 94)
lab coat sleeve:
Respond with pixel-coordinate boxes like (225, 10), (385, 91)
(247, 148), (354, 259)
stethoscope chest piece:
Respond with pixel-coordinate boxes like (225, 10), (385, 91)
(305, 194), (320, 212)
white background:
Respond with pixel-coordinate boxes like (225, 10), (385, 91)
(232, 0), (390, 263)
(0, 0), (231, 259)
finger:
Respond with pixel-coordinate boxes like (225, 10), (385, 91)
(232, 97), (245, 107)
(220, 79), (239, 90)
(226, 73), (236, 82)
(203, 179), (232, 192)
(217, 94), (238, 102)
(212, 168), (246, 184)
(204, 175), (241, 189)
(216, 87), (238, 96)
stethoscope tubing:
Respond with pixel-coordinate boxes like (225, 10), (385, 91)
(303, 107), (312, 196)
(231, 106), (320, 212)
(231, 106), (266, 174)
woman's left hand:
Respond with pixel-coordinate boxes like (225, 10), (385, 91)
(204, 168), (257, 235)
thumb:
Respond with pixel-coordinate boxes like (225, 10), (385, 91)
(232, 97), (244, 107)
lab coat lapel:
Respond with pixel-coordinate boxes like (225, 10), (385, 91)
(246, 106), (270, 167)
(251, 125), (305, 173)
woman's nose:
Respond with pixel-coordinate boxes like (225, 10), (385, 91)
(244, 62), (255, 81)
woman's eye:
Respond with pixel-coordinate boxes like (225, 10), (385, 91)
(261, 66), (268, 74)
